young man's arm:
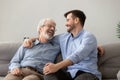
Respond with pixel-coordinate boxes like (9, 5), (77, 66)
(23, 38), (105, 56)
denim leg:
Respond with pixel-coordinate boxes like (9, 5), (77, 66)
(74, 72), (99, 80)
(44, 73), (58, 80)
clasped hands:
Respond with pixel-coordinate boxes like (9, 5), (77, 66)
(43, 63), (59, 75)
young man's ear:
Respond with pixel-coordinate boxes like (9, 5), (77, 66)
(74, 17), (79, 24)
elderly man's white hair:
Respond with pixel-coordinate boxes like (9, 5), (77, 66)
(37, 18), (56, 34)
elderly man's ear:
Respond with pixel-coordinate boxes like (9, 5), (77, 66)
(97, 46), (105, 57)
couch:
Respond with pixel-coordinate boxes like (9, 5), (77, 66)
(0, 42), (120, 80)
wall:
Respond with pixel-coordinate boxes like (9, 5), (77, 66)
(0, 0), (120, 44)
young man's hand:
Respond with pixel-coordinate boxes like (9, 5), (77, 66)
(43, 63), (59, 75)
(23, 39), (33, 48)
(43, 59), (73, 75)
(23, 38), (37, 48)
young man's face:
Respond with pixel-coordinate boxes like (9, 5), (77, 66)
(65, 13), (76, 32)
(40, 21), (56, 40)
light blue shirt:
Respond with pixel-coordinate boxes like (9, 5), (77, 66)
(56, 29), (101, 80)
(9, 39), (60, 73)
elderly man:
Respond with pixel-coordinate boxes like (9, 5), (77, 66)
(4, 18), (60, 80)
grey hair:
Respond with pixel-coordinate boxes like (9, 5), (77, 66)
(37, 18), (56, 34)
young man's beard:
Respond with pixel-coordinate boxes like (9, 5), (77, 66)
(67, 26), (74, 32)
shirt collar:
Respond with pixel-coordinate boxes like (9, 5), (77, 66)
(34, 39), (53, 45)
(70, 29), (84, 39)
(34, 39), (40, 45)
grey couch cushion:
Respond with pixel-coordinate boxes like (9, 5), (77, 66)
(0, 77), (4, 80)
(98, 43), (120, 79)
(0, 42), (21, 76)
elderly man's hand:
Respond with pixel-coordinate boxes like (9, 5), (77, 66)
(97, 46), (105, 56)
(11, 68), (23, 76)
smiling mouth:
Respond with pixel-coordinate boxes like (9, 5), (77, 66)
(48, 30), (54, 35)
(66, 26), (70, 29)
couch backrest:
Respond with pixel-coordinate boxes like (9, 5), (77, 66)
(0, 42), (21, 76)
(98, 42), (120, 79)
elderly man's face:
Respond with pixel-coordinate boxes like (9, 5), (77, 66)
(40, 21), (56, 40)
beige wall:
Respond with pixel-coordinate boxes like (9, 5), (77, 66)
(0, 0), (120, 44)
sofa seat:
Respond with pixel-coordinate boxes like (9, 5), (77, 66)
(0, 42), (120, 80)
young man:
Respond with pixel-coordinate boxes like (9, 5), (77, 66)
(4, 18), (60, 80)
(43, 10), (101, 80)
(23, 10), (102, 80)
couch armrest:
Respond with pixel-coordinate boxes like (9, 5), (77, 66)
(98, 42), (120, 79)
(0, 42), (21, 76)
